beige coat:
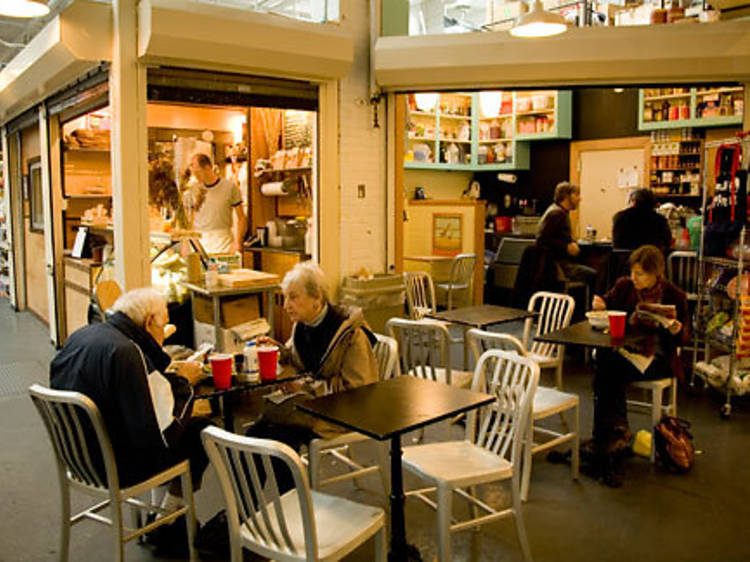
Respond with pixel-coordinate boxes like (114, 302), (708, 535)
(279, 306), (379, 438)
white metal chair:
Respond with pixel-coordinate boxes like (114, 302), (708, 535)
(402, 349), (539, 562)
(467, 329), (579, 501)
(628, 378), (678, 463)
(435, 253), (477, 310)
(202, 426), (386, 562)
(403, 271), (438, 320)
(522, 291), (576, 390)
(307, 334), (397, 494)
(29, 384), (197, 562)
(386, 317), (473, 389)
(667, 250), (699, 301)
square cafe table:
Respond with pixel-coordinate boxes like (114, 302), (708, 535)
(426, 305), (537, 367)
(298, 376), (493, 562)
(534, 320), (645, 349)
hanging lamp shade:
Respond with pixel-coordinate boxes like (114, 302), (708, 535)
(510, 0), (567, 38)
(0, 0), (50, 18)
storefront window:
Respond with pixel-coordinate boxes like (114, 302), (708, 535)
(197, 0), (339, 23)
(394, 0), (711, 37)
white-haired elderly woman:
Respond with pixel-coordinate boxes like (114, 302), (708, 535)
(246, 261), (378, 494)
(50, 288), (211, 535)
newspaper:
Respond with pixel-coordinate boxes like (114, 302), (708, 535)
(618, 348), (654, 374)
(633, 303), (679, 331)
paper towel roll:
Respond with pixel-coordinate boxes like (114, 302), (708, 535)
(260, 181), (288, 196)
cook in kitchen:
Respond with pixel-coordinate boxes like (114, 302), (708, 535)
(184, 153), (247, 254)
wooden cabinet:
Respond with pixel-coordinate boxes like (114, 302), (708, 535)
(63, 256), (101, 341)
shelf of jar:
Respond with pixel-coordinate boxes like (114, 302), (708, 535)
(478, 138), (513, 143)
(479, 114), (513, 120)
(515, 108), (555, 116)
(257, 166), (312, 175)
(439, 139), (472, 144)
(409, 111), (437, 118)
(696, 87), (744, 96)
(516, 130), (559, 140)
(438, 114), (472, 120)
(643, 93), (691, 102)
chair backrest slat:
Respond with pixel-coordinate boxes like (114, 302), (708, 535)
(29, 385), (117, 492)
(403, 272), (437, 320)
(374, 333), (398, 380)
(468, 350), (539, 466)
(524, 291), (575, 358)
(202, 427), (318, 560)
(387, 318), (451, 385)
(262, 455), (296, 552)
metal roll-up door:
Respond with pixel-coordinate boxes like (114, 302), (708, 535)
(46, 65), (110, 123)
(5, 105), (39, 135)
(147, 67), (318, 111)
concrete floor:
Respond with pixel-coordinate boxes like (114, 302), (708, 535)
(2, 301), (750, 562)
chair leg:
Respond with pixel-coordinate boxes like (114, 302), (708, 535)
(309, 440), (321, 490)
(436, 485), (452, 562)
(555, 362), (563, 391)
(521, 420), (533, 502)
(650, 387), (662, 464)
(374, 524), (387, 562)
(111, 498), (125, 562)
(670, 382), (678, 417)
(59, 481), (71, 562)
(512, 473), (533, 562)
(181, 470), (198, 561)
(572, 405), (580, 481)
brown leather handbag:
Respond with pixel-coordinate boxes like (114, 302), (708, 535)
(654, 416), (695, 473)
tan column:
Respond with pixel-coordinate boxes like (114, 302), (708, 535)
(111, 0), (150, 290)
(318, 79), (341, 292)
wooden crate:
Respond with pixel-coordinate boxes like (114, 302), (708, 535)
(192, 293), (261, 328)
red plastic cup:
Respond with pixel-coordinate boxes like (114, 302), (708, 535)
(257, 345), (279, 382)
(210, 354), (233, 389)
(608, 311), (627, 339)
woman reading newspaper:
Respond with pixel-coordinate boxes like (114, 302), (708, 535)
(587, 245), (688, 487)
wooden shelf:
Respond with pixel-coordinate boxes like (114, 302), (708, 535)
(439, 139), (471, 144)
(695, 87), (744, 96)
(407, 136), (437, 142)
(257, 167), (312, 176)
(438, 114), (472, 120)
(479, 114), (513, 120)
(478, 138), (512, 143)
(410, 111), (437, 117)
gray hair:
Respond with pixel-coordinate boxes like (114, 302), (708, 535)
(281, 262), (329, 303)
(110, 288), (168, 327)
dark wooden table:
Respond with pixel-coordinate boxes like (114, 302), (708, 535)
(534, 320), (645, 349)
(426, 304), (535, 328)
(298, 376), (494, 562)
(195, 371), (303, 432)
(426, 305), (536, 367)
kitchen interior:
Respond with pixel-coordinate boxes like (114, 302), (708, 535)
(58, 98), (317, 345)
(399, 85), (744, 304)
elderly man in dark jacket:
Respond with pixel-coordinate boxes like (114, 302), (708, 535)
(50, 288), (210, 519)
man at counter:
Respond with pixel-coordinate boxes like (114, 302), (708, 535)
(537, 181), (595, 283)
(187, 153), (246, 254)
(612, 188), (672, 254)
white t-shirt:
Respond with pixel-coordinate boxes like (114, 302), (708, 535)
(186, 177), (242, 253)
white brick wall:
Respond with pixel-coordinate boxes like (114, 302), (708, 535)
(337, 0), (387, 279)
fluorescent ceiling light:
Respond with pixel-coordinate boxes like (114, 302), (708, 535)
(0, 0), (50, 18)
(510, 0), (567, 38)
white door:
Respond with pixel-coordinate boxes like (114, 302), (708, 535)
(578, 148), (644, 241)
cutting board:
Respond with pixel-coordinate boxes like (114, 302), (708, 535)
(218, 269), (279, 288)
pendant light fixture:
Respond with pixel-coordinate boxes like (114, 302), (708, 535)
(510, 0), (567, 38)
(0, 1), (50, 18)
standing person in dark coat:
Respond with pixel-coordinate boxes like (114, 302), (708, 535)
(612, 188), (673, 253)
(50, 288), (211, 522)
(536, 181), (596, 283)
